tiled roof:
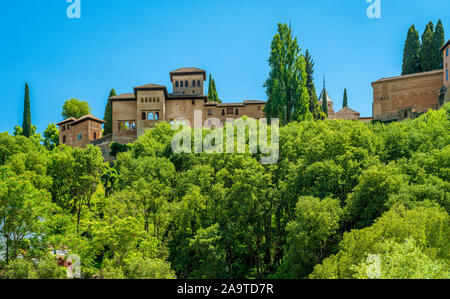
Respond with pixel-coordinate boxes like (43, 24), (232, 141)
(170, 67), (207, 81)
(109, 93), (136, 100)
(72, 114), (104, 125)
(134, 83), (167, 90)
(56, 117), (77, 126)
(372, 69), (443, 84)
(336, 107), (360, 115)
(170, 67), (206, 74)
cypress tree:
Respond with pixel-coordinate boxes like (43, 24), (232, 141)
(208, 74), (219, 102)
(22, 83), (32, 138)
(343, 88), (348, 108)
(103, 89), (116, 136)
(433, 20), (445, 69)
(321, 90), (328, 117)
(420, 22), (435, 72)
(402, 25), (421, 75)
(305, 50), (322, 119)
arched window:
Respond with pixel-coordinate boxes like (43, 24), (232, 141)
(235, 109), (239, 115)
(148, 113), (154, 120)
(155, 112), (160, 120)
(142, 112), (146, 120)
(222, 109), (225, 116)
(93, 132), (97, 140)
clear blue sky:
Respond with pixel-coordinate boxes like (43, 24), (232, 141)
(0, 0), (448, 134)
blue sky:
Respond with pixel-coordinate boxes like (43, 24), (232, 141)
(0, 0), (448, 134)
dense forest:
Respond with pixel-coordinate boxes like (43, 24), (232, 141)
(0, 103), (449, 279)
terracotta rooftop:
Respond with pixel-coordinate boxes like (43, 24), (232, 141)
(109, 93), (136, 100)
(72, 114), (104, 125)
(336, 107), (360, 115)
(57, 115), (104, 127)
(170, 67), (207, 81)
(134, 83), (167, 90)
(56, 117), (77, 126)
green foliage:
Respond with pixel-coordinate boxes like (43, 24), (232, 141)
(433, 20), (445, 69)
(1, 102), (449, 279)
(274, 197), (343, 278)
(353, 239), (450, 279)
(343, 88), (348, 108)
(109, 142), (128, 157)
(402, 25), (421, 75)
(305, 50), (324, 120)
(207, 74), (220, 103)
(103, 89), (116, 136)
(420, 22), (435, 72)
(22, 83), (32, 138)
(43, 123), (59, 150)
(264, 23), (312, 124)
(62, 98), (92, 119)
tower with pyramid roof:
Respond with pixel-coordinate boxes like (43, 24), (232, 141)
(318, 76), (335, 118)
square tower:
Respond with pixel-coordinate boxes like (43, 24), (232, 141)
(170, 67), (206, 96)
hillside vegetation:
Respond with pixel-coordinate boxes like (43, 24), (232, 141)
(0, 103), (449, 279)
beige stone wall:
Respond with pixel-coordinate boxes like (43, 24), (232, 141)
(136, 90), (166, 137)
(172, 74), (204, 95)
(112, 100), (137, 144)
(203, 104), (265, 125)
(372, 70), (443, 121)
(165, 98), (206, 126)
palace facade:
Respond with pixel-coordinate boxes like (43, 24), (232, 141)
(372, 40), (450, 122)
(109, 67), (266, 144)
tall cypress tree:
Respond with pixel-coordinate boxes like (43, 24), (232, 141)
(22, 83), (32, 138)
(208, 74), (219, 102)
(420, 22), (435, 72)
(343, 88), (348, 108)
(305, 50), (322, 120)
(321, 90), (328, 117)
(433, 20), (445, 69)
(103, 89), (116, 136)
(402, 25), (421, 75)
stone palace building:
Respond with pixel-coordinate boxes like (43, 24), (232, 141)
(371, 40), (450, 122)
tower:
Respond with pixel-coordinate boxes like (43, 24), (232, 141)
(318, 76), (335, 117)
(170, 67), (207, 96)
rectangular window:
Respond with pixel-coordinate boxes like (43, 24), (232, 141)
(192, 80), (196, 87)
(62, 125), (66, 132)
(208, 109), (212, 116)
(175, 81), (179, 88)
(180, 81), (183, 87)
(77, 133), (82, 140)
(63, 135), (66, 144)
(185, 80), (188, 87)
(197, 80), (201, 87)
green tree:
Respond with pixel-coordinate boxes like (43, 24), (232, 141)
(402, 25), (421, 75)
(433, 20), (445, 69)
(321, 90), (328, 117)
(274, 196), (343, 278)
(305, 50), (324, 120)
(22, 83), (32, 138)
(207, 74), (220, 102)
(264, 23), (312, 124)
(420, 22), (435, 72)
(0, 167), (54, 264)
(62, 98), (91, 119)
(103, 89), (116, 135)
(343, 88), (348, 108)
(43, 123), (59, 151)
